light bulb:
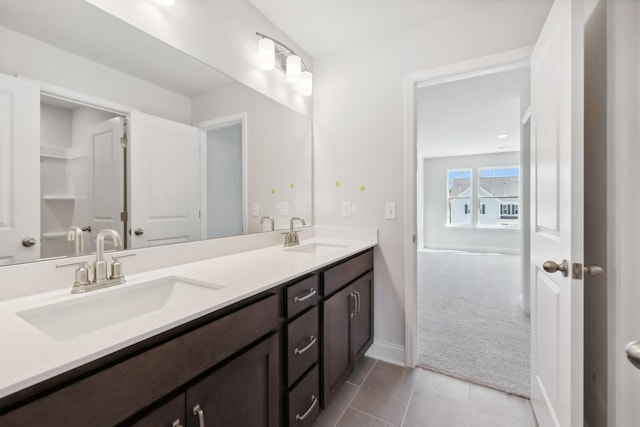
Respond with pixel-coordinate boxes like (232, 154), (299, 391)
(286, 55), (302, 83)
(299, 71), (313, 96)
(258, 38), (275, 70)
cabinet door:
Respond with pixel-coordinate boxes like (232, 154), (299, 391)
(321, 285), (354, 407)
(185, 334), (279, 427)
(350, 272), (373, 361)
(130, 394), (185, 427)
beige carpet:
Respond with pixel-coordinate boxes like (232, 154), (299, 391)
(417, 250), (530, 398)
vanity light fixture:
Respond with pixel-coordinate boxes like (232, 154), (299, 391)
(256, 32), (312, 96)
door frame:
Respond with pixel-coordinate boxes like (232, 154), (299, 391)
(194, 113), (249, 238)
(403, 46), (534, 368)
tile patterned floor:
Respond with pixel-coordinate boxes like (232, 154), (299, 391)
(313, 357), (537, 427)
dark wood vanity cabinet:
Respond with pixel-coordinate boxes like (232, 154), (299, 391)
(321, 251), (374, 408)
(0, 248), (374, 427)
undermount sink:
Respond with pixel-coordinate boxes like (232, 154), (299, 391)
(284, 242), (349, 255)
(17, 276), (224, 341)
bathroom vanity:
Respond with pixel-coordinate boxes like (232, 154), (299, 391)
(0, 234), (375, 426)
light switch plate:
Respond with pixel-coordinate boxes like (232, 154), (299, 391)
(342, 201), (352, 218)
(385, 202), (397, 220)
(251, 203), (259, 217)
(279, 202), (289, 216)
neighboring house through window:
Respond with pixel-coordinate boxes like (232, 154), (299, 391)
(446, 166), (520, 228)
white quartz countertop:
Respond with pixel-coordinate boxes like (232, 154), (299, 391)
(0, 234), (376, 400)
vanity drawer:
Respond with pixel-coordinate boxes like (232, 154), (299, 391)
(287, 365), (320, 427)
(130, 393), (185, 427)
(0, 294), (278, 427)
(287, 306), (318, 387)
(285, 274), (319, 318)
(323, 249), (373, 296)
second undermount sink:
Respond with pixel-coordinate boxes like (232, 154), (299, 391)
(17, 276), (224, 341)
(284, 242), (349, 255)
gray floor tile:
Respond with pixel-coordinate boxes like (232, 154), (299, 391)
(313, 382), (358, 427)
(468, 383), (522, 418)
(349, 361), (419, 426)
(415, 369), (470, 402)
(347, 356), (377, 386)
(336, 408), (395, 427)
(402, 388), (468, 427)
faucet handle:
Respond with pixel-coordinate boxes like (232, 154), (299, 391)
(56, 261), (92, 290)
(110, 253), (136, 280)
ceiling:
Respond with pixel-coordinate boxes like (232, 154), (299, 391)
(247, 0), (504, 59)
(417, 66), (530, 159)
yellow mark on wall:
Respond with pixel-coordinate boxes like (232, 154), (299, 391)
(360, 185), (366, 192)
(290, 183), (295, 189)
(335, 181), (340, 187)
(271, 188), (276, 194)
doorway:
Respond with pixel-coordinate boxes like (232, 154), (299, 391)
(414, 65), (531, 397)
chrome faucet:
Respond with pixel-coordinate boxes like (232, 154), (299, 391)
(260, 216), (275, 231)
(67, 226), (84, 256)
(284, 217), (306, 247)
(57, 228), (135, 293)
(95, 229), (122, 284)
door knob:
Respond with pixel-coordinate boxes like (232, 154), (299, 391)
(625, 341), (640, 370)
(21, 237), (36, 247)
(134, 228), (144, 236)
(543, 259), (569, 277)
(584, 265), (605, 277)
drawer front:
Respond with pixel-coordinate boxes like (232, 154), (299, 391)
(285, 274), (319, 318)
(288, 366), (320, 427)
(287, 306), (318, 387)
(323, 249), (373, 296)
(0, 294), (278, 427)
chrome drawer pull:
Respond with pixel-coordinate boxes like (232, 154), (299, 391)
(294, 335), (317, 355)
(295, 394), (318, 422)
(293, 288), (316, 303)
(355, 290), (361, 315)
(350, 292), (357, 317)
(193, 404), (205, 427)
(171, 419), (183, 427)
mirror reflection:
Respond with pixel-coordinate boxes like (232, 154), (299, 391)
(0, 0), (312, 266)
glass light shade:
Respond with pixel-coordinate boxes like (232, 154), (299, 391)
(299, 71), (313, 96)
(258, 38), (275, 70)
(286, 55), (302, 83)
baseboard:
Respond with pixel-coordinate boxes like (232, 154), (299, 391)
(365, 339), (405, 366)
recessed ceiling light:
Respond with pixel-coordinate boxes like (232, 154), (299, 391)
(154, 0), (175, 6)
(496, 134), (509, 139)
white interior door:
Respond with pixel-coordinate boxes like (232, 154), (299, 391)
(86, 117), (125, 247)
(530, 0), (584, 425)
(0, 74), (40, 265)
(129, 111), (201, 248)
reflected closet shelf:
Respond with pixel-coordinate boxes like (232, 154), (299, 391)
(42, 195), (76, 202)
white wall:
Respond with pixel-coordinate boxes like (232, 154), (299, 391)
(313, 0), (552, 362)
(0, 26), (191, 123)
(192, 82), (312, 233)
(85, 0), (312, 118)
(422, 152), (521, 254)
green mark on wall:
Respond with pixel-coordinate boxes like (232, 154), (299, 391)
(271, 188), (276, 194)
(290, 183), (295, 189)
(360, 185), (366, 192)
(335, 181), (340, 187)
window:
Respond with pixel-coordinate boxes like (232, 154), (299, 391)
(477, 167), (520, 227)
(447, 169), (471, 225)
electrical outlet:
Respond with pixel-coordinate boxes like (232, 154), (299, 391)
(251, 203), (259, 217)
(342, 201), (352, 218)
(385, 202), (397, 220)
(279, 202), (289, 216)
